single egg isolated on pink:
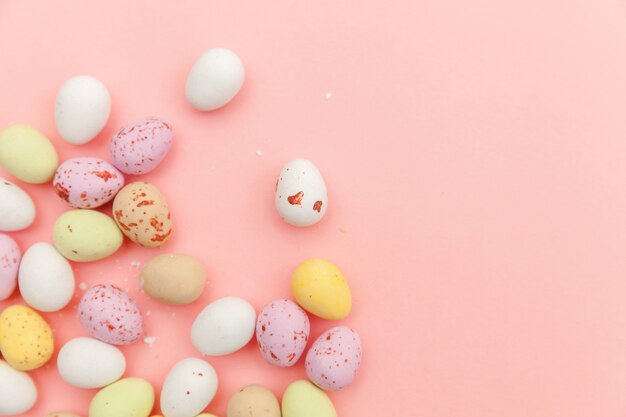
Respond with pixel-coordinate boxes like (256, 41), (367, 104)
(78, 284), (143, 345)
(305, 326), (362, 391)
(0, 234), (20, 300)
(110, 117), (173, 175)
(53, 157), (124, 208)
(256, 299), (310, 367)
(275, 159), (328, 227)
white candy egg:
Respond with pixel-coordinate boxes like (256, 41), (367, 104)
(18, 242), (75, 312)
(275, 159), (328, 227)
(57, 337), (126, 389)
(191, 296), (256, 356)
(0, 360), (37, 415)
(55, 75), (111, 145)
(160, 358), (218, 417)
(0, 178), (35, 231)
(185, 48), (245, 111)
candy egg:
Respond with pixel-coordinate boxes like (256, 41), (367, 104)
(0, 234), (20, 300)
(0, 178), (35, 231)
(55, 75), (111, 145)
(18, 242), (75, 312)
(291, 258), (352, 320)
(227, 384), (280, 417)
(78, 284), (143, 345)
(53, 209), (123, 262)
(281, 380), (336, 417)
(57, 337), (126, 389)
(53, 157), (125, 208)
(0, 124), (58, 183)
(160, 358), (218, 417)
(191, 296), (256, 356)
(111, 117), (173, 175)
(113, 182), (172, 247)
(141, 253), (206, 305)
(0, 305), (54, 370)
(275, 159), (328, 227)
(89, 378), (154, 417)
(185, 48), (245, 111)
(305, 326), (362, 390)
(256, 299), (309, 367)
(0, 360), (37, 415)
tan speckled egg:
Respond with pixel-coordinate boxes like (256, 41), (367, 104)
(112, 182), (172, 248)
(141, 253), (206, 305)
(0, 305), (54, 371)
(46, 413), (83, 417)
(227, 384), (281, 417)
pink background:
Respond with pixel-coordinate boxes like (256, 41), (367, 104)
(2, 0), (626, 416)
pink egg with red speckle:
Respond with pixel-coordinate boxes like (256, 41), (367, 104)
(305, 325), (362, 391)
(53, 157), (124, 208)
(110, 117), (173, 175)
(256, 299), (310, 367)
(78, 284), (143, 345)
(0, 234), (20, 300)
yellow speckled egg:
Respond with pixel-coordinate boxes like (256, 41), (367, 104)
(53, 209), (123, 262)
(0, 305), (54, 370)
(89, 377), (154, 417)
(0, 125), (59, 184)
(46, 413), (83, 417)
(291, 258), (352, 320)
(228, 384), (280, 417)
(281, 380), (336, 417)
(112, 182), (172, 248)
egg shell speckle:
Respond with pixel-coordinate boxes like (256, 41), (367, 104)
(305, 326), (362, 391)
(256, 299), (310, 367)
(53, 157), (124, 208)
(78, 284), (143, 345)
(0, 234), (20, 300)
(0, 305), (54, 371)
(111, 117), (173, 175)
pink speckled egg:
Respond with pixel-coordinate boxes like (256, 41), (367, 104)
(305, 326), (362, 391)
(256, 299), (310, 367)
(53, 157), (124, 208)
(0, 234), (20, 300)
(78, 284), (143, 345)
(110, 117), (173, 175)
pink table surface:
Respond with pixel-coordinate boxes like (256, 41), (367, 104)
(3, 0), (626, 416)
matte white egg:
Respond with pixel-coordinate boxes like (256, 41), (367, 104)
(57, 337), (126, 389)
(0, 178), (35, 231)
(160, 358), (218, 417)
(185, 48), (245, 111)
(55, 75), (111, 145)
(18, 242), (75, 312)
(191, 296), (256, 356)
(0, 360), (37, 415)
(275, 159), (328, 227)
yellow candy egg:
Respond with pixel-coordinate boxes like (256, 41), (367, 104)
(89, 377), (154, 417)
(0, 305), (54, 370)
(0, 125), (59, 184)
(281, 380), (336, 417)
(291, 258), (352, 320)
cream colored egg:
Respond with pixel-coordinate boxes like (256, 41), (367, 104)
(141, 253), (206, 305)
(0, 360), (37, 415)
(0, 178), (35, 231)
(89, 378), (154, 417)
(57, 337), (126, 389)
(281, 380), (336, 417)
(227, 385), (280, 417)
(0, 125), (59, 183)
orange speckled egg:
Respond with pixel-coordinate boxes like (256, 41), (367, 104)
(0, 304), (54, 370)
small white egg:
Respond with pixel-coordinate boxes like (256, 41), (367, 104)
(57, 337), (126, 389)
(0, 360), (37, 415)
(275, 159), (328, 227)
(0, 178), (35, 231)
(160, 358), (218, 417)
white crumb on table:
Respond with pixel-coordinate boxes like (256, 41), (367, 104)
(78, 282), (87, 290)
(210, 165), (216, 171)
(130, 261), (141, 268)
(143, 336), (156, 347)
(339, 226), (348, 233)
(325, 92), (333, 100)
(256, 149), (262, 157)
(146, 311), (151, 316)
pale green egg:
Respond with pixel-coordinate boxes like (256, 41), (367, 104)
(0, 125), (58, 184)
(89, 378), (154, 417)
(281, 380), (337, 417)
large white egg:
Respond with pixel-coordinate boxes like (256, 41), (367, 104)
(55, 75), (111, 145)
(160, 358), (218, 417)
(57, 337), (126, 389)
(0, 360), (37, 415)
(185, 48), (245, 111)
(191, 296), (256, 356)
(0, 178), (35, 231)
(18, 242), (75, 312)
(275, 159), (328, 227)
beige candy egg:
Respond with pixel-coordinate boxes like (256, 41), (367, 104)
(113, 182), (172, 248)
(227, 385), (280, 417)
(141, 253), (206, 305)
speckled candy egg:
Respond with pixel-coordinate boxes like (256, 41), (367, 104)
(111, 117), (173, 175)
(0, 234), (20, 300)
(113, 182), (172, 247)
(305, 326), (362, 391)
(0, 305), (54, 370)
(256, 299), (310, 367)
(53, 157), (124, 208)
(78, 284), (143, 345)
(275, 159), (328, 227)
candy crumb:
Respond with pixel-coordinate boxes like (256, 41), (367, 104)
(256, 149), (262, 157)
(130, 261), (141, 268)
(143, 336), (156, 346)
(78, 282), (87, 290)
(325, 92), (333, 100)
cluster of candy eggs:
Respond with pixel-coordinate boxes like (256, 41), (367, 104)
(0, 46), (360, 417)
